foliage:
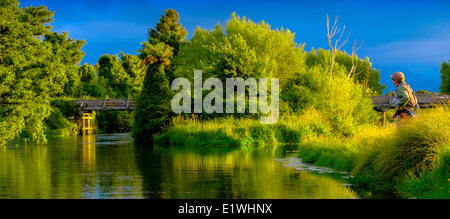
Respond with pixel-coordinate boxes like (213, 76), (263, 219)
(147, 8), (188, 56)
(440, 60), (450, 94)
(97, 54), (132, 98)
(51, 98), (78, 118)
(120, 52), (145, 95)
(133, 43), (174, 142)
(77, 63), (108, 98)
(45, 108), (74, 130)
(362, 109), (448, 198)
(415, 90), (439, 95)
(0, 0), (84, 145)
(282, 65), (378, 135)
(94, 52), (146, 99)
(172, 13), (379, 136)
(304, 48), (385, 95)
(79, 63), (96, 83)
(134, 8), (187, 140)
(174, 13), (305, 84)
(44, 32), (86, 96)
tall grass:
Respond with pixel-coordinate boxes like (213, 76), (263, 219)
(154, 107), (333, 149)
(296, 107), (449, 198)
(352, 107), (450, 198)
(297, 124), (395, 172)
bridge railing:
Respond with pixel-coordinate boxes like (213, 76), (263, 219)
(74, 98), (135, 111)
(372, 94), (450, 109)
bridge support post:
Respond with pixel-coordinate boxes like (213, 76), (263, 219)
(380, 112), (386, 126)
(81, 112), (96, 135)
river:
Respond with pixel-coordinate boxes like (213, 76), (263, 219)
(0, 133), (359, 199)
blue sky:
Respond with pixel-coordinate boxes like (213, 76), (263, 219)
(20, 0), (450, 93)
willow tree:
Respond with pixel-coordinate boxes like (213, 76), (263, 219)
(133, 42), (174, 142)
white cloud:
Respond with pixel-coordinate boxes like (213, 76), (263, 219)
(362, 32), (450, 65)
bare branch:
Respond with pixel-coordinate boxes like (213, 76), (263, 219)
(326, 15), (351, 76)
(350, 40), (365, 78)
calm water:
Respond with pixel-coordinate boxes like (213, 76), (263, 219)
(0, 133), (359, 199)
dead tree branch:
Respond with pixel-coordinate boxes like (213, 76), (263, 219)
(327, 15), (351, 76)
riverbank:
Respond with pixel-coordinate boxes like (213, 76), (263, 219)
(156, 108), (450, 199)
(154, 107), (333, 150)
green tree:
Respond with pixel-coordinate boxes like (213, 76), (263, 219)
(306, 49), (385, 95)
(96, 53), (146, 99)
(147, 9), (188, 55)
(172, 13), (377, 135)
(146, 9), (187, 83)
(97, 54), (131, 98)
(78, 63), (108, 98)
(0, 0), (84, 146)
(120, 52), (146, 97)
(79, 63), (96, 83)
(134, 42), (174, 142)
(440, 60), (450, 94)
(44, 32), (86, 96)
(174, 13), (305, 85)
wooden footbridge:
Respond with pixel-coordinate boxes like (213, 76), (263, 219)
(73, 94), (449, 134)
(74, 97), (135, 135)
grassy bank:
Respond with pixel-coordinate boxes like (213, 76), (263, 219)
(295, 108), (449, 198)
(154, 107), (333, 150)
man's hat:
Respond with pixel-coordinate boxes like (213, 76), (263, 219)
(390, 72), (405, 82)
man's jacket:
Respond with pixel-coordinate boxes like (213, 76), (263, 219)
(395, 82), (417, 109)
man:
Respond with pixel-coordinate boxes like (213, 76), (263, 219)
(390, 72), (418, 120)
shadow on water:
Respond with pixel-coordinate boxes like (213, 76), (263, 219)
(0, 133), (368, 199)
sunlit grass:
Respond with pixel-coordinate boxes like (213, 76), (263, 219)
(297, 107), (449, 198)
(154, 107), (333, 149)
(352, 107), (450, 198)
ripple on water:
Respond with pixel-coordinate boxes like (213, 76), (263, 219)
(274, 157), (349, 175)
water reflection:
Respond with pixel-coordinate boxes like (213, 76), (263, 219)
(0, 134), (358, 199)
(82, 135), (96, 172)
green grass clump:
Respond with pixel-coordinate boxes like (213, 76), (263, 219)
(293, 108), (449, 198)
(351, 108), (450, 198)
